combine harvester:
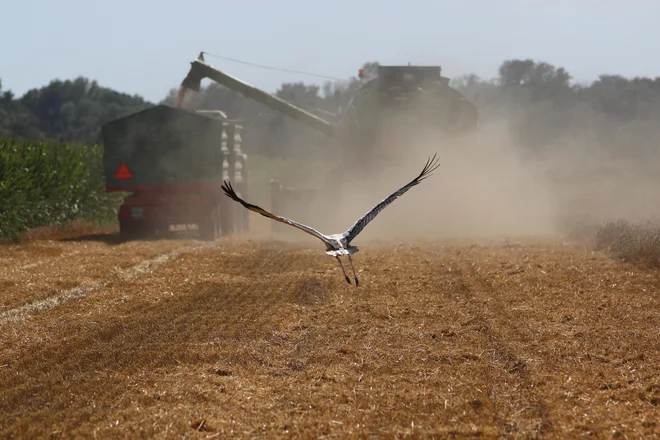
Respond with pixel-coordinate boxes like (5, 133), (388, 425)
(101, 105), (249, 240)
(176, 52), (479, 232)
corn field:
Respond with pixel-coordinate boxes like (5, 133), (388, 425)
(0, 139), (123, 242)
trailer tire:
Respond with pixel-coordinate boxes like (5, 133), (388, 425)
(233, 204), (243, 234)
(238, 200), (248, 233)
(119, 220), (143, 241)
(216, 205), (229, 237)
(219, 204), (232, 236)
(215, 205), (224, 237)
(198, 212), (218, 241)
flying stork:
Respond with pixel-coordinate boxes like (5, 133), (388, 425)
(221, 154), (440, 287)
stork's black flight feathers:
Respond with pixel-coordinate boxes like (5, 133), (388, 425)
(341, 153), (440, 243)
(221, 180), (334, 247)
(221, 154), (440, 287)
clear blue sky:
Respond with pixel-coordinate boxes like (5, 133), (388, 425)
(1, 0), (658, 103)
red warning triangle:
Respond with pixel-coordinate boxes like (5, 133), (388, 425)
(114, 163), (134, 180)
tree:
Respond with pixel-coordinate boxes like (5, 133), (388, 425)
(1, 77), (151, 144)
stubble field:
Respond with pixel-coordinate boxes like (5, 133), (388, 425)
(1, 225), (658, 439)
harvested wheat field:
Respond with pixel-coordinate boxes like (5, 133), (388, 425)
(0, 230), (659, 439)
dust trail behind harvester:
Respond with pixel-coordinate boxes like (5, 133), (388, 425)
(303, 121), (557, 242)
(404, 125), (558, 240)
(298, 113), (660, 243)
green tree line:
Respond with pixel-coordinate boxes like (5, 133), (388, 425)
(0, 77), (151, 144)
(2, 59), (659, 158)
(452, 60), (660, 157)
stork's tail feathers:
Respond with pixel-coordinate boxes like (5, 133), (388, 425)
(325, 247), (359, 257)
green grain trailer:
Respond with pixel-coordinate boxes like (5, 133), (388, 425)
(101, 104), (249, 240)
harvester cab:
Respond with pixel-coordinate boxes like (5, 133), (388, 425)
(376, 65), (446, 94)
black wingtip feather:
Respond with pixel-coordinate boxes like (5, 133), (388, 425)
(413, 153), (441, 184)
(340, 153), (441, 243)
(222, 180), (240, 202)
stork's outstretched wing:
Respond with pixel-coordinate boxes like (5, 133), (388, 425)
(221, 180), (334, 247)
(341, 154), (440, 243)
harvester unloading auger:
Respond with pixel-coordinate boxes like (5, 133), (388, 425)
(176, 52), (479, 232)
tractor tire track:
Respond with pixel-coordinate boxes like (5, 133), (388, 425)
(444, 245), (555, 438)
(0, 240), (217, 325)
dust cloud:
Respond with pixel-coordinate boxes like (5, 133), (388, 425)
(300, 121), (557, 242)
(171, 72), (660, 245)
(296, 109), (660, 243)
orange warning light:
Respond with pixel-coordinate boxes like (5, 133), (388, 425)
(114, 163), (134, 180)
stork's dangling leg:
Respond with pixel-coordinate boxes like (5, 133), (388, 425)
(335, 256), (352, 285)
(347, 254), (359, 287)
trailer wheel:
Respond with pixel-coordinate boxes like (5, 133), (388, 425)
(235, 199), (248, 233)
(198, 212), (218, 241)
(219, 204), (233, 236)
(119, 220), (143, 241)
(215, 205), (226, 237)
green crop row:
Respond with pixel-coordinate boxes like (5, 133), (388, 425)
(0, 139), (123, 242)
